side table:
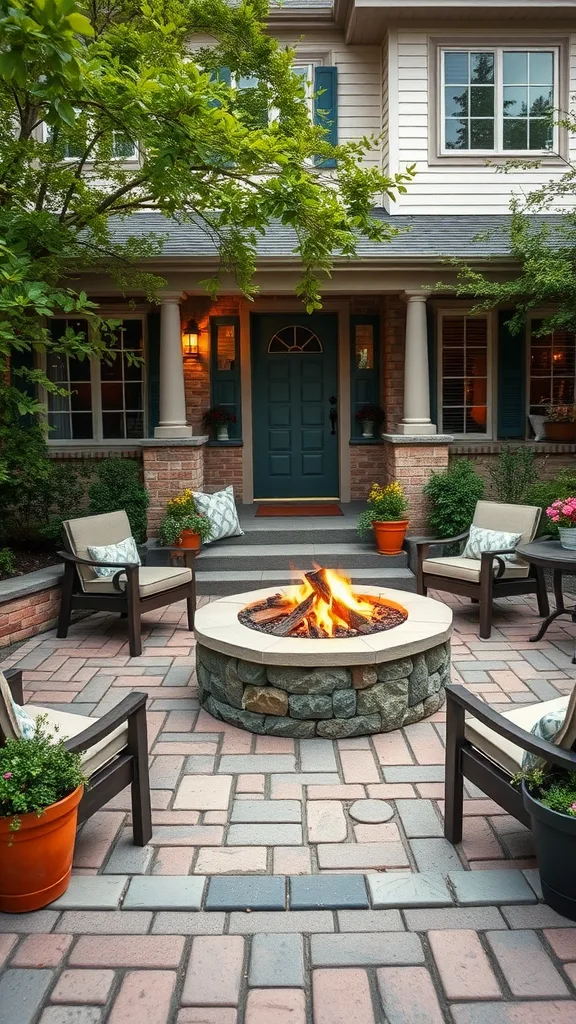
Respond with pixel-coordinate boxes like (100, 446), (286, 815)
(516, 539), (576, 663)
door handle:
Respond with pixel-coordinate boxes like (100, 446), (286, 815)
(329, 407), (337, 435)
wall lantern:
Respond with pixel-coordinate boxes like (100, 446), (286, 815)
(183, 318), (200, 359)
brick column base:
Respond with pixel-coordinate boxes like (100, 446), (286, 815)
(141, 437), (209, 536)
(382, 434), (453, 534)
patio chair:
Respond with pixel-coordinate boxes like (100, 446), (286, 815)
(0, 667), (152, 845)
(57, 510), (196, 657)
(444, 682), (576, 843)
(415, 501), (549, 639)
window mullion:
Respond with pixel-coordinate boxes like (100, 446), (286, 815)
(496, 49), (503, 153)
(92, 355), (102, 443)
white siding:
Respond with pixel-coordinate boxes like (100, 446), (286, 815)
(389, 29), (576, 215)
(382, 32), (389, 175)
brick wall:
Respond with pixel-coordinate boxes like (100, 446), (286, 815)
(142, 443), (206, 534)
(203, 446), (244, 500)
(350, 445), (386, 500)
(384, 441), (451, 533)
(180, 296), (241, 434)
(449, 447), (576, 497)
(382, 295), (405, 434)
(0, 585), (61, 648)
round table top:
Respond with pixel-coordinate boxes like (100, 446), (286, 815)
(516, 537), (576, 568)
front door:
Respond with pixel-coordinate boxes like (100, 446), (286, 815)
(251, 313), (339, 499)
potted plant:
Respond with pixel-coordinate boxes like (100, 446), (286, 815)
(202, 406), (237, 442)
(545, 496), (576, 550)
(517, 765), (576, 921)
(544, 403), (576, 442)
(355, 404), (385, 439)
(357, 482), (410, 555)
(0, 717), (86, 913)
(159, 489), (212, 550)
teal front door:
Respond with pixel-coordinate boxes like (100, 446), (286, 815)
(251, 313), (339, 499)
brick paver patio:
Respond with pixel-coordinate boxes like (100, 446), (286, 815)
(1, 591), (576, 1022)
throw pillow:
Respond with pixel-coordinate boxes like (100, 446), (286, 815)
(0, 671), (35, 741)
(462, 524), (521, 566)
(87, 536), (141, 578)
(522, 708), (567, 771)
(193, 485), (243, 544)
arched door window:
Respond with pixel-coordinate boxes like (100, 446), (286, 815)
(268, 326), (323, 353)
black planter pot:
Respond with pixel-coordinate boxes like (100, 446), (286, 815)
(523, 782), (576, 921)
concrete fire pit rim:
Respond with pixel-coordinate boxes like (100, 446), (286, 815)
(194, 586), (452, 667)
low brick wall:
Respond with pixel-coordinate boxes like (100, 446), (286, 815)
(0, 568), (64, 649)
(350, 444), (386, 500)
(141, 439), (207, 535)
(383, 437), (451, 534)
(203, 445), (244, 500)
(450, 444), (576, 491)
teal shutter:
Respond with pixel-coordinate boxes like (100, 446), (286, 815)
(350, 315), (380, 438)
(314, 66), (338, 168)
(210, 316), (241, 439)
(427, 306), (437, 428)
(147, 311), (160, 436)
(497, 311), (526, 439)
(10, 346), (35, 425)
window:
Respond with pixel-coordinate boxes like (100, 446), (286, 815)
(210, 316), (241, 439)
(441, 47), (556, 154)
(45, 316), (146, 442)
(268, 326), (322, 353)
(439, 314), (490, 436)
(44, 118), (137, 162)
(529, 319), (576, 414)
(350, 315), (380, 439)
(293, 63), (319, 117)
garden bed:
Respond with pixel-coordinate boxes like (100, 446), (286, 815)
(0, 550), (60, 583)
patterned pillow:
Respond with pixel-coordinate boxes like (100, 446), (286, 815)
(193, 486), (243, 545)
(522, 708), (567, 771)
(462, 524), (521, 566)
(87, 536), (141, 578)
(0, 671), (35, 741)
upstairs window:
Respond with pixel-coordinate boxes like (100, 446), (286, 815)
(441, 47), (557, 154)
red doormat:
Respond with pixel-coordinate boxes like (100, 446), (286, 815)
(256, 504), (344, 517)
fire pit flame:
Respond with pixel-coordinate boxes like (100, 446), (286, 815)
(238, 567), (408, 639)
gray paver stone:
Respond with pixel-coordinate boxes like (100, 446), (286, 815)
(51, 875), (128, 910)
(0, 970), (54, 1024)
(227, 823), (302, 845)
(184, 756), (216, 774)
(123, 876), (206, 910)
(152, 912), (225, 934)
(522, 868), (543, 900)
(310, 932), (425, 967)
(502, 904), (575, 928)
(410, 839), (464, 874)
(228, 911), (334, 933)
(55, 911), (152, 934)
(368, 872), (453, 908)
(39, 1010), (102, 1024)
(249, 933), (304, 987)
(383, 766), (444, 783)
(396, 799), (443, 838)
(299, 739), (338, 773)
(102, 831), (154, 874)
(0, 910), (58, 933)
(404, 907), (507, 931)
(290, 874), (368, 910)
(219, 755), (296, 774)
(348, 799), (394, 824)
(206, 875), (286, 911)
(337, 910), (404, 932)
(449, 868), (537, 906)
(231, 800), (301, 823)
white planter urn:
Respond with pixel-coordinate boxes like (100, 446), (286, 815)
(216, 424), (229, 441)
(361, 420), (374, 438)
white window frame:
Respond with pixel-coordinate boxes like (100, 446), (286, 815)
(437, 309), (495, 440)
(234, 57), (325, 124)
(42, 119), (139, 165)
(526, 314), (576, 417)
(439, 46), (560, 157)
(41, 313), (147, 447)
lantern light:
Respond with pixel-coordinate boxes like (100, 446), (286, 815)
(183, 318), (200, 358)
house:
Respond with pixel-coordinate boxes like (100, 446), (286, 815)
(42, 0), (576, 532)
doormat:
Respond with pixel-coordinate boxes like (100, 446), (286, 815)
(256, 504), (344, 517)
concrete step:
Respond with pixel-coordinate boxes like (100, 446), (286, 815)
(195, 567), (416, 596)
(193, 542), (409, 573)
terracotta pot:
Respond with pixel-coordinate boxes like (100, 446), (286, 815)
(0, 785), (83, 913)
(373, 519), (409, 556)
(544, 421), (576, 442)
(177, 529), (201, 550)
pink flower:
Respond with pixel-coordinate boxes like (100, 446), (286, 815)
(571, 802), (576, 813)
(2, 772), (12, 780)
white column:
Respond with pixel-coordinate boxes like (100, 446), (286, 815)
(397, 291), (436, 435)
(154, 295), (193, 439)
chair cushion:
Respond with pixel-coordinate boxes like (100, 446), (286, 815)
(522, 684), (576, 770)
(87, 536), (141, 578)
(422, 556), (529, 583)
(64, 511), (133, 588)
(462, 524), (522, 565)
(0, 672), (23, 741)
(25, 706), (128, 778)
(193, 486), (243, 544)
(465, 695), (570, 775)
(83, 565), (192, 598)
(473, 501), (541, 545)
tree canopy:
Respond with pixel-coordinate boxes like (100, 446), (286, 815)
(0, 0), (414, 441)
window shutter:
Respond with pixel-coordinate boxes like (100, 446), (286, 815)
(427, 306), (437, 428)
(10, 346), (35, 426)
(314, 66), (338, 168)
(147, 311), (160, 436)
(497, 311), (526, 439)
(210, 316), (241, 439)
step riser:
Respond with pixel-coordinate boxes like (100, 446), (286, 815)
(195, 552), (408, 572)
(148, 527), (364, 547)
(196, 574), (416, 596)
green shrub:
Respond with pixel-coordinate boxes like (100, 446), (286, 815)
(87, 458), (149, 543)
(424, 459), (485, 541)
(0, 548), (15, 576)
(488, 446), (538, 504)
(524, 468), (576, 537)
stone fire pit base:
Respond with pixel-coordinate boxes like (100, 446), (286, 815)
(197, 640), (450, 737)
(194, 586), (452, 738)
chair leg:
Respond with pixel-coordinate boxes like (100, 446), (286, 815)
(186, 582), (196, 632)
(128, 702), (152, 846)
(479, 572), (493, 639)
(57, 563), (75, 639)
(125, 570), (142, 657)
(444, 693), (465, 844)
(535, 568), (550, 618)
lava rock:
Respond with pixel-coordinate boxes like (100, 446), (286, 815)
(243, 685), (288, 716)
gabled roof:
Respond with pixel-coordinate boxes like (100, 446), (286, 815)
(107, 211), (561, 262)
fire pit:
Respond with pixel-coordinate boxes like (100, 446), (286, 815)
(194, 573), (452, 738)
